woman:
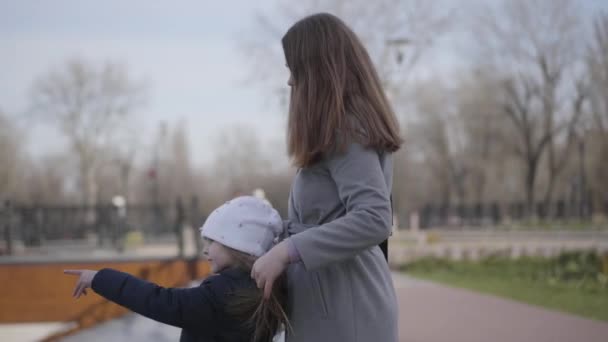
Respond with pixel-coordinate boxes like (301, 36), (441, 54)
(251, 13), (402, 342)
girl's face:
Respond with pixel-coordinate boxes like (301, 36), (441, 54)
(203, 239), (235, 273)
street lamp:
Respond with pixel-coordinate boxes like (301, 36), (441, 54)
(112, 195), (127, 218)
(385, 38), (412, 66)
(382, 37), (412, 103)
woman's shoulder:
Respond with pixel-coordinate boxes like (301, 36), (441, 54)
(322, 140), (380, 165)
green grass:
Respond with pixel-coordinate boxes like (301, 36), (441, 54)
(401, 255), (608, 322)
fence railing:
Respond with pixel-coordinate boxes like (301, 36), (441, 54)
(3, 197), (607, 256)
(414, 199), (608, 229)
(0, 197), (204, 257)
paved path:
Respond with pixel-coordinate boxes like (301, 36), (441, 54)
(18, 272), (608, 342)
(393, 272), (608, 342)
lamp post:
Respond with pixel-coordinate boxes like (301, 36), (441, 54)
(386, 38), (412, 65)
(382, 37), (412, 103)
(149, 121), (168, 234)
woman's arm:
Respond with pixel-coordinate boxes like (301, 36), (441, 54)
(288, 143), (392, 270)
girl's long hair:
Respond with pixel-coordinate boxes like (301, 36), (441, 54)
(282, 13), (403, 168)
(223, 246), (292, 342)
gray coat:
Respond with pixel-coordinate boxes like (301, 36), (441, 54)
(283, 142), (399, 342)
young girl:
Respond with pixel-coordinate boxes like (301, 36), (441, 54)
(251, 13), (401, 342)
(65, 196), (290, 342)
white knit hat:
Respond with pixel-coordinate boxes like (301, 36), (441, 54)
(200, 196), (283, 257)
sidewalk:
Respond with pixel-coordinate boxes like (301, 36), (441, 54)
(393, 272), (608, 342)
(0, 323), (74, 342)
(15, 272), (608, 342)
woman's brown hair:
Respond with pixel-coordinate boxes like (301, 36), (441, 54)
(282, 13), (403, 168)
(221, 245), (291, 342)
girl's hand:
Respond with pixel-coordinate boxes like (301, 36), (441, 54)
(64, 269), (98, 299)
(251, 241), (289, 300)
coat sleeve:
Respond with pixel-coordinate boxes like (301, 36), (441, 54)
(91, 268), (225, 333)
(288, 143), (392, 271)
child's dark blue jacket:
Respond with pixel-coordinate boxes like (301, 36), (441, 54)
(91, 266), (257, 342)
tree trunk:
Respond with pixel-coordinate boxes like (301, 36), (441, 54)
(525, 156), (539, 218)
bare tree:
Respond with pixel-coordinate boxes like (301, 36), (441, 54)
(242, 0), (454, 114)
(588, 12), (608, 139)
(29, 59), (145, 209)
(159, 121), (195, 203)
(169, 122), (195, 199)
(497, 76), (547, 215)
(586, 12), (608, 212)
(211, 125), (272, 196)
(453, 70), (516, 205)
(408, 78), (471, 207)
(21, 154), (70, 204)
(129, 120), (196, 207)
(473, 0), (585, 216)
(0, 111), (22, 200)
(407, 72), (516, 209)
(94, 146), (137, 204)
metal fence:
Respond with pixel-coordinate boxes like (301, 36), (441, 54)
(0, 197), (204, 256)
(414, 199), (608, 229)
(3, 196), (607, 255)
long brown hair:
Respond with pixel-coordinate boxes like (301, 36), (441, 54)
(222, 245), (291, 342)
(282, 13), (403, 168)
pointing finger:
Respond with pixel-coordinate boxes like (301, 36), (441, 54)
(75, 283), (85, 299)
(74, 281), (85, 298)
(72, 282), (81, 298)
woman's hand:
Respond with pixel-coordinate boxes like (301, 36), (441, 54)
(64, 269), (98, 299)
(251, 240), (290, 299)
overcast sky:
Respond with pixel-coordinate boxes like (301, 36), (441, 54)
(1, 0), (607, 168)
(1, 0), (289, 167)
